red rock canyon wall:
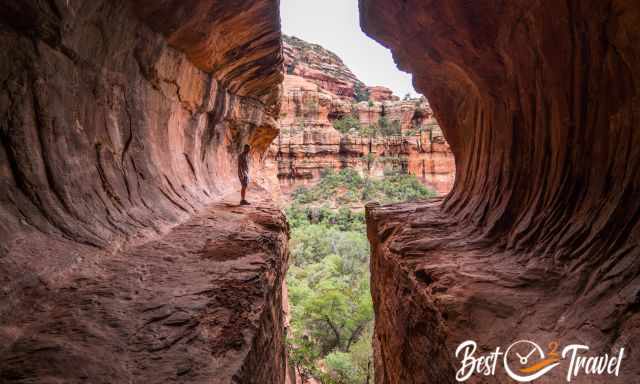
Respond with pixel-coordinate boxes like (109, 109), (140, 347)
(0, 1), (288, 382)
(361, 0), (640, 383)
(268, 36), (456, 196)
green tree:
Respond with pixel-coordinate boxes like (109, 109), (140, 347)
(348, 326), (374, 383)
(354, 83), (370, 102)
(285, 169), (436, 383)
(333, 115), (361, 134)
(378, 117), (401, 136)
(288, 255), (373, 355)
(325, 351), (357, 383)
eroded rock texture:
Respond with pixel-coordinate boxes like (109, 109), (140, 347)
(2, 201), (289, 383)
(0, 1), (287, 382)
(268, 36), (455, 196)
(361, 0), (640, 383)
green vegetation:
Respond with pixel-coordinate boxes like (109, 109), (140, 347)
(291, 168), (434, 206)
(333, 115), (361, 134)
(377, 117), (401, 137)
(353, 83), (370, 102)
(303, 98), (319, 118)
(403, 128), (418, 136)
(285, 169), (436, 383)
(333, 114), (402, 138)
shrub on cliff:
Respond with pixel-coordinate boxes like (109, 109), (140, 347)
(292, 168), (435, 206)
(377, 116), (402, 136)
(333, 115), (361, 134)
(303, 98), (319, 118)
(353, 83), (370, 102)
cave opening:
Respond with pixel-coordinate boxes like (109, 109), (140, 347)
(2, 0), (637, 383)
(276, 1), (454, 382)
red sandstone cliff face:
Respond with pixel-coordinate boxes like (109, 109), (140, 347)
(284, 35), (362, 100)
(268, 36), (455, 196)
(0, 1), (287, 382)
(361, 0), (640, 383)
(367, 86), (399, 102)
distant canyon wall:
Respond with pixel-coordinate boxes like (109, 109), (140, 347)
(267, 35), (455, 197)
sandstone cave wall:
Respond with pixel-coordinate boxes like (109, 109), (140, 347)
(0, 0), (282, 249)
(361, 0), (639, 259)
(0, 1), (288, 383)
(361, 0), (640, 383)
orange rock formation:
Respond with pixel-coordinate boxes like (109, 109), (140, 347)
(268, 35), (455, 196)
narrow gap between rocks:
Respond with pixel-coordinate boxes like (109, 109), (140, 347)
(274, 3), (454, 382)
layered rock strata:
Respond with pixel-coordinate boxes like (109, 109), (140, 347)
(361, 0), (640, 383)
(269, 36), (455, 196)
(284, 34), (363, 100)
(0, 0), (287, 382)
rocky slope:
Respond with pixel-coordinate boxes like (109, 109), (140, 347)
(267, 35), (455, 196)
(0, 1), (287, 382)
(284, 35), (363, 100)
(361, 0), (640, 383)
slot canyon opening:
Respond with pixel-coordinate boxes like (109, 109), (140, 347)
(273, 1), (455, 383)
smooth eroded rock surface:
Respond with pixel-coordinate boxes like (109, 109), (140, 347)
(0, 1), (286, 382)
(361, 0), (640, 382)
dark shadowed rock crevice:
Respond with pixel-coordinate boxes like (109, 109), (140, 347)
(361, 0), (640, 383)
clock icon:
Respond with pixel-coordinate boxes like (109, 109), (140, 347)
(503, 340), (561, 382)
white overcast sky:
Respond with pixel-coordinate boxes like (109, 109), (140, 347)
(280, 0), (420, 98)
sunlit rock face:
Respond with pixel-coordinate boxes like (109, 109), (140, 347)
(0, 1), (287, 382)
(361, 0), (640, 383)
(367, 86), (398, 102)
(267, 35), (456, 196)
(284, 34), (363, 99)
